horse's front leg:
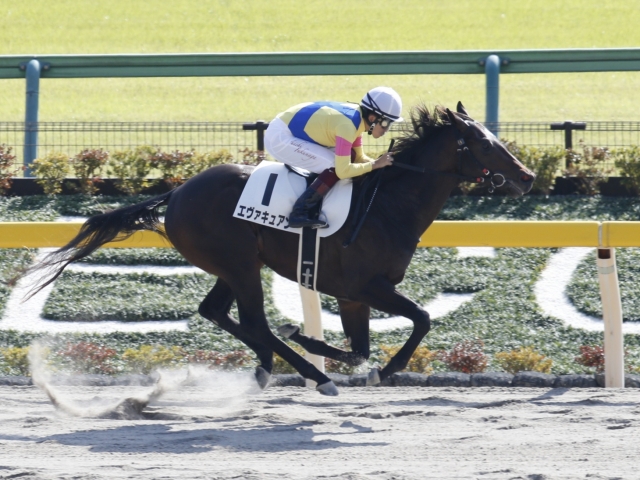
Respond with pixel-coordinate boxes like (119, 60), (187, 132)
(277, 298), (370, 366)
(354, 276), (431, 385)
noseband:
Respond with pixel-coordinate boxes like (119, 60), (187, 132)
(452, 132), (506, 193)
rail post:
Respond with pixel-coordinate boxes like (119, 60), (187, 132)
(23, 59), (42, 176)
(550, 121), (587, 168)
(596, 248), (625, 388)
(242, 120), (269, 152)
(483, 54), (501, 136)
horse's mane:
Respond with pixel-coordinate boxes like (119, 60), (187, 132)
(345, 105), (453, 244)
(349, 104), (452, 192)
(392, 104), (451, 155)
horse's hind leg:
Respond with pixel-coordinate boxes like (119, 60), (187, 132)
(278, 299), (370, 367)
(231, 268), (338, 395)
(198, 278), (274, 389)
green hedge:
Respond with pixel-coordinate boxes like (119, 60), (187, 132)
(3, 143), (640, 196)
(27, 147), (255, 195)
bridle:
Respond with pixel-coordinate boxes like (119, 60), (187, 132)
(344, 122), (508, 247)
(392, 122), (508, 194)
(451, 128), (506, 194)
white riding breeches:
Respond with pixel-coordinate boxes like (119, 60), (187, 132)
(264, 117), (335, 174)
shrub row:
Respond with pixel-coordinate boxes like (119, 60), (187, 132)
(0, 145), (263, 195)
(0, 144), (19, 195)
(466, 141), (640, 195)
(503, 141), (606, 195)
(2, 143), (640, 196)
(379, 341), (632, 375)
(0, 340), (630, 377)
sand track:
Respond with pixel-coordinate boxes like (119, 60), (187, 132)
(0, 376), (638, 479)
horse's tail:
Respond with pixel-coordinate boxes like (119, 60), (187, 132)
(25, 191), (173, 299)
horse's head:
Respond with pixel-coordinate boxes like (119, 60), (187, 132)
(446, 102), (535, 197)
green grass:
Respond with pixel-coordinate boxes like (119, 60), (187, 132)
(1, 1), (640, 122)
(43, 271), (215, 321)
(78, 248), (190, 266)
(322, 248), (492, 319)
(0, 249), (35, 318)
(4, 1), (638, 54)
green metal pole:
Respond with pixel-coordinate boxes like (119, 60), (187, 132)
(484, 54), (500, 136)
(24, 59), (41, 176)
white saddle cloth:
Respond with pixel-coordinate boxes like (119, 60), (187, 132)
(232, 161), (352, 237)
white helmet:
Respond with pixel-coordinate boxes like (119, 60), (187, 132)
(361, 86), (404, 122)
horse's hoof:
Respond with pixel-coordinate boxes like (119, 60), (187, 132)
(255, 366), (271, 390)
(316, 381), (339, 396)
(366, 368), (381, 386)
(277, 323), (300, 339)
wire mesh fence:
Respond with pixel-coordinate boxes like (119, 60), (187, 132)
(486, 122), (640, 150)
(2, 120), (640, 169)
(1, 122), (258, 165)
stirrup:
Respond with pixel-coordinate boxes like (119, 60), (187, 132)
(316, 212), (329, 228)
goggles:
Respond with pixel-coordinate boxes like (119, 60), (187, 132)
(379, 117), (394, 129)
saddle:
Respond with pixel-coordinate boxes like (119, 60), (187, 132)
(232, 161), (352, 238)
(285, 164), (318, 186)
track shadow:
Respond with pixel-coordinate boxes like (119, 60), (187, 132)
(386, 390), (639, 410)
(0, 422), (388, 454)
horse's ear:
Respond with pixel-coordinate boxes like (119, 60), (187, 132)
(446, 108), (469, 133)
(456, 101), (469, 116)
(445, 108), (456, 124)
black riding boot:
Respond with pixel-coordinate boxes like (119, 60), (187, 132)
(289, 168), (340, 229)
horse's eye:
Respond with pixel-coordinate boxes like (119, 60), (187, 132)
(481, 139), (492, 152)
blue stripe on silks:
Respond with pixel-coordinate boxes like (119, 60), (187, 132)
(288, 102), (361, 145)
(288, 105), (317, 144)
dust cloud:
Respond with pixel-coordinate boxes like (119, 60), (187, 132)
(28, 341), (262, 420)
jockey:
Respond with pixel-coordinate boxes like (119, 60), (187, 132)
(264, 86), (403, 229)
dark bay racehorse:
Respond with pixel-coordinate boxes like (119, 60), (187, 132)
(30, 103), (535, 395)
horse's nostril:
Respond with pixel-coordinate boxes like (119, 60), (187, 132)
(521, 174), (534, 183)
